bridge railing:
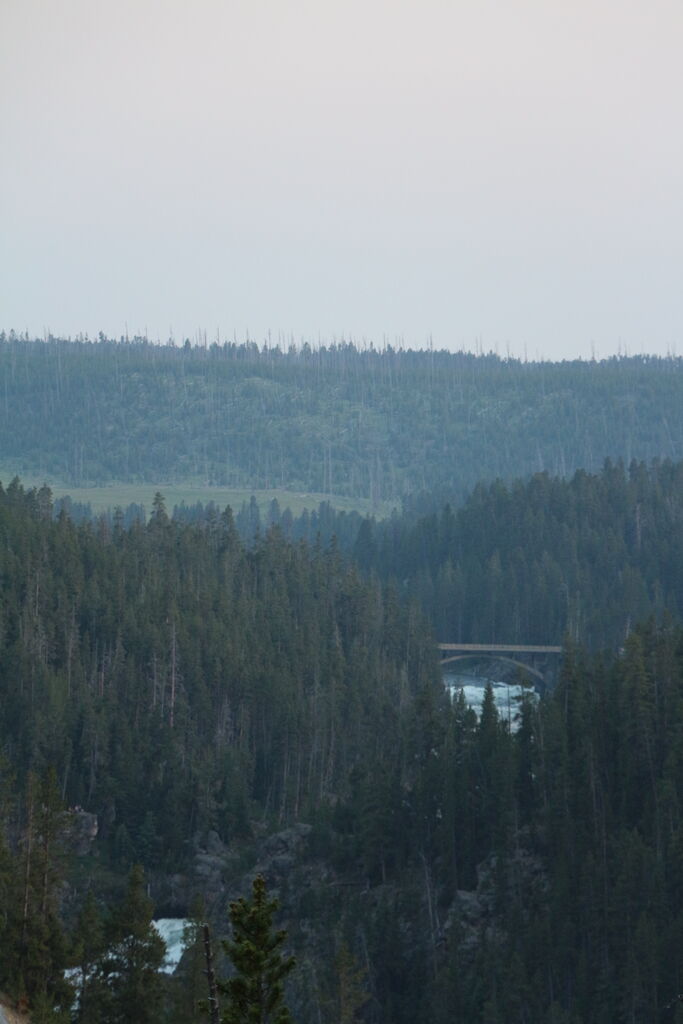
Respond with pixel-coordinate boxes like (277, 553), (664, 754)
(438, 643), (563, 654)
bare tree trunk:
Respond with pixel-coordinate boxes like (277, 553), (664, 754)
(22, 778), (35, 945)
(66, 605), (77, 698)
(170, 621), (177, 728)
(421, 850), (440, 979)
(279, 737), (290, 824)
(152, 652), (158, 710)
(203, 924), (221, 1024)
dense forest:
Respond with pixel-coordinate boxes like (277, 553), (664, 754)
(0, 479), (434, 1019)
(1, 334), (683, 500)
(171, 458), (683, 653)
(0, 480), (434, 866)
(3, 334), (683, 1022)
(353, 458), (683, 651)
(2, 473), (683, 1021)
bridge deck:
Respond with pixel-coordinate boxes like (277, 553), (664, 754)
(438, 643), (562, 654)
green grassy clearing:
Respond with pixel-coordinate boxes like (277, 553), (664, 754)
(0, 470), (395, 520)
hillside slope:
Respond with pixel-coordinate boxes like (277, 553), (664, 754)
(2, 336), (682, 500)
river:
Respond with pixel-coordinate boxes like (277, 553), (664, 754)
(442, 669), (537, 730)
(153, 918), (191, 973)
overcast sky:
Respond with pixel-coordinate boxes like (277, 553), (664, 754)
(1, 0), (682, 359)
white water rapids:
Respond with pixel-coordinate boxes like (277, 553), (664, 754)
(442, 671), (538, 730)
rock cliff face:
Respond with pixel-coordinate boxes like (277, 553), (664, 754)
(57, 808), (550, 1024)
(146, 822), (321, 916)
(60, 809), (98, 856)
(148, 824), (547, 1023)
(190, 823), (317, 914)
(158, 824), (434, 1021)
(437, 842), (549, 984)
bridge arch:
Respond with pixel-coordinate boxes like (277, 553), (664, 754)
(440, 653), (546, 688)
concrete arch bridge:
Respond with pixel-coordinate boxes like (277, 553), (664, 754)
(438, 643), (563, 692)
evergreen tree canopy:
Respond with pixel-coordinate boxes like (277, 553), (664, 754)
(219, 876), (295, 1024)
(100, 864), (166, 1024)
(352, 458), (683, 650)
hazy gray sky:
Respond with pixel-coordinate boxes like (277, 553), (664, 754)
(2, 0), (682, 359)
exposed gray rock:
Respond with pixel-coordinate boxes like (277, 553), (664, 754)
(444, 842), (547, 964)
(206, 830), (226, 856)
(195, 853), (227, 877)
(186, 823), (314, 915)
(261, 823), (312, 857)
(61, 809), (98, 856)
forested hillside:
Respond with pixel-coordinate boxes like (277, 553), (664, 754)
(0, 478), (436, 1016)
(2, 334), (682, 500)
(415, 624), (683, 1023)
(0, 480), (434, 868)
(177, 458), (683, 653)
(351, 458), (683, 651)
(3, 481), (683, 1021)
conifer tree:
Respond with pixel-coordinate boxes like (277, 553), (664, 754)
(168, 895), (207, 1024)
(102, 864), (165, 1024)
(219, 875), (295, 1024)
(334, 940), (370, 1024)
(71, 889), (106, 1024)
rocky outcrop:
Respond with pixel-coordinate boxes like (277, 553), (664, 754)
(60, 809), (98, 856)
(253, 823), (313, 883)
(143, 823), (321, 921)
(445, 843), (548, 962)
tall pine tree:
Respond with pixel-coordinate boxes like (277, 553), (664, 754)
(219, 875), (295, 1024)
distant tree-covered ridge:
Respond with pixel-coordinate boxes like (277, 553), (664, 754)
(1, 333), (682, 499)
